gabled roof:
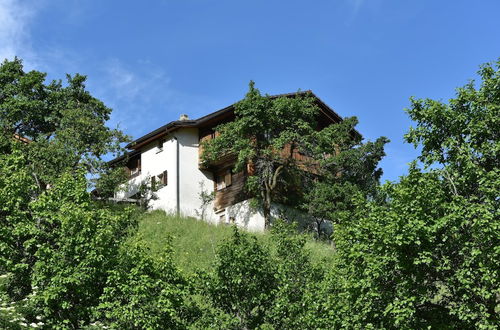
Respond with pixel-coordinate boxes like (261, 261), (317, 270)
(125, 91), (358, 150)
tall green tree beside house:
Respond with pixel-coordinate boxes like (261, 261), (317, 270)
(202, 82), (321, 228)
(202, 82), (388, 229)
(0, 57), (130, 296)
(321, 58), (500, 328)
(302, 116), (388, 238)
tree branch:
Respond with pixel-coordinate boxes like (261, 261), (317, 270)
(270, 165), (284, 191)
(442, 168), (458, 196)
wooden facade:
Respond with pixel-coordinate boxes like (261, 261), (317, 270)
(213, 169), (246, 210)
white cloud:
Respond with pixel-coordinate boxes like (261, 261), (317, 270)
(0, 0), (39, 67)
(104, 59), (143, 100)
(88, 58), (177, 134)
(99, 58), (172, 103)
(91, 57), (214, 138)
(0, 0), (75, 73)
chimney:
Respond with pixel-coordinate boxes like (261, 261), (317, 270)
(179, 114), (189, 121)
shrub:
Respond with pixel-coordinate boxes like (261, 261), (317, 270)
(98, 239), (191, 329)
(29, 171), (136, 328)
(206, 227), (276, 329)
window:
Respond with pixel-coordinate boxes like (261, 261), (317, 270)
(216, 174), (225, 190)
(224, 169), (232, 187)
(128, 157), (141, 178)
(157, 170), (168, 187)
(130, 167), (140, 176)
(215, 169), (232, 191)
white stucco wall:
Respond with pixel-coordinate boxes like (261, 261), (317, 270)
(173, 128), (217, 222)
(225, 200), (316, 232)
(225, 200), (265, 231)
(115, 172), (142, 199)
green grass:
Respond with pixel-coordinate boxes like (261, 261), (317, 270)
(137, 211), (234, 273)
(137, 210), (335, 274)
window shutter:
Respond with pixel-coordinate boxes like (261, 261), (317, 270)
(162, 170), (168, 185)
(224, 169), (232, 187)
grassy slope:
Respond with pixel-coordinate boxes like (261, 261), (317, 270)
(138, 210), (335, 274)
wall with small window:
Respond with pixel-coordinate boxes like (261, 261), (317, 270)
(151, 170), (168, 190)
(136, 135), (178, 212)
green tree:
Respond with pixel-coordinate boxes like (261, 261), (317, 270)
(0, 148), (37, 301)
(0, 57), (128, 189)
(265, 221), (324, 329)
(0, 57), (130, 298)
(202, 82), (320, 228)
(202, 82), (388, 231)
(0, 150), (136, 328)
(0, 58), (135, 327)
(92, 166), (129, 198)
(324, 59), (500, 328)
(405, 59), (499, 201)
(29, 170), (135, 327)
(302, 116), (388, 238)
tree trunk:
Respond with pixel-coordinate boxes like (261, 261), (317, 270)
(316, 219), (323, 239)
(262, 164), (283, 229)
(263, 188), (272, 229)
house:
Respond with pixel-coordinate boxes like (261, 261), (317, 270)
(110, 91), (352, 231)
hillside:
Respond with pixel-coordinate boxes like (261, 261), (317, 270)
(137, 210), (336, 274)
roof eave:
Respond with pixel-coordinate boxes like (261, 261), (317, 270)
(125, 90), (361, 150)
(107, 149), (141, 166)
(126, 120), (197, 149)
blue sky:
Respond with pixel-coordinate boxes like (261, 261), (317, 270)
(2, 0), (499, 182)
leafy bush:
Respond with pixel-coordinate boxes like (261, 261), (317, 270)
(318, 58), (500, 329)
(205, 227), (276, 329)
(29, 171), (136, 327)
(200, 222), (329, 329)
(97, 239), (191, 329)
(0, 149), (37, 301)
(264, 221), (324, 329)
